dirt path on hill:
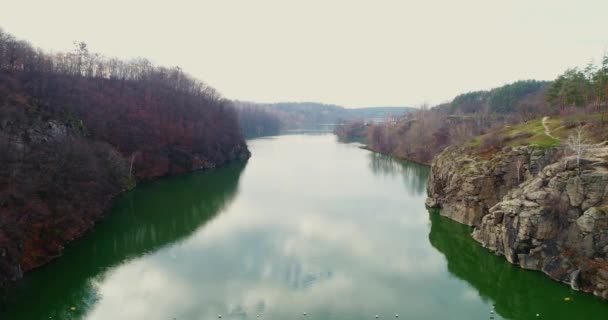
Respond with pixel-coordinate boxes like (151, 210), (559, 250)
(542, 116), (558, 140)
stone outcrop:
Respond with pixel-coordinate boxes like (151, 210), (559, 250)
(427, 143), (608, 300)
(426, 145), (560, 226)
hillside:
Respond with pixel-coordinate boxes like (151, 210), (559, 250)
(0, 29), (249, 285)
(466, 113), (608, 157)
(348, 53), (607, 164)
(350, 79), (556, 164)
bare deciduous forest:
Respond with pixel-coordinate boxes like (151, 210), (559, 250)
(0, 28), (249, 285)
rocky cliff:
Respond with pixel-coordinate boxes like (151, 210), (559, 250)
(426, 145), (560, 225)
(427, 143), (608, 299)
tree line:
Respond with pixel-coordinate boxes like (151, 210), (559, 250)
(0, 29), (217, 97)
(547, 55), (608, 110)
(446, 80), (549, 115)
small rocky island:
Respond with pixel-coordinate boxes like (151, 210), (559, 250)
(427, 132), (608, 299)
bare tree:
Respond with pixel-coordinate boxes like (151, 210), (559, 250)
(566, 125), (590, 169)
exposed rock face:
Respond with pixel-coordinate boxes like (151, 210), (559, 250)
(427, 144), (608, 300)
(426, 145), (560, 226)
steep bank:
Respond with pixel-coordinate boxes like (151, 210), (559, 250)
(0, 30), (250, 287)
(0, 88), (249, 287)
(427, 139), (608, 299)
(0, 105), (130, 285)
(0, 95), (249, 287)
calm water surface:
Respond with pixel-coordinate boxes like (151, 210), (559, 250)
(1, 134), (607, 319)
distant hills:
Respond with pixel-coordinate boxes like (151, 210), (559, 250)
(234, 101), (413, 136)
(268, 102), (414, 124)
(346, 106), (416, 120)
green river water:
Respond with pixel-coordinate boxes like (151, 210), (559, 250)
(1, 134), (607, 319)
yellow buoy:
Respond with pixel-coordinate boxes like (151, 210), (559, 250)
(564, 297), (571, 302)
(70, 307), (76, 311)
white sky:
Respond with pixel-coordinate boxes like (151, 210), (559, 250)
(1, 0), (607, 107)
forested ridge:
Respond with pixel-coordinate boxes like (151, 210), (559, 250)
(0, 29), (249, 285)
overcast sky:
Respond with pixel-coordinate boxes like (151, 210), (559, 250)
(1, 0), (606, 107)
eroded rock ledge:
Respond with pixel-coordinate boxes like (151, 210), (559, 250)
(427, 144), (608, 299)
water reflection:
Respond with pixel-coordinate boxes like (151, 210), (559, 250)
(368, 152), (429, 196)
(0, 162), (246, 319)
(67, 135), (449, 320)
(428, 208), (608, 320)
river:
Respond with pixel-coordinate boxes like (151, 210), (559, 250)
(1, 134), (607, 319)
